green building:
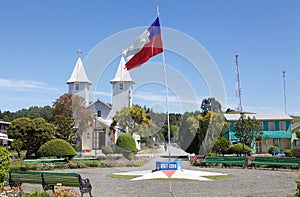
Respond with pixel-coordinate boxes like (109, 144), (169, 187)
(224, 114), (293, 153)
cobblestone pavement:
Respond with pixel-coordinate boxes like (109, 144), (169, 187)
(22, 146), (300, 197)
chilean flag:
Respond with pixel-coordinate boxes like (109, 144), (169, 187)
(122, 17), (164, 70)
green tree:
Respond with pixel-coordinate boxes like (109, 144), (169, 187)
(111, 105), (151, 136)
(8, 117), (55, 158)
(0, 147), (10, 185)
(200, 97), (222, 113)
(10, 139), (24, 158)
(234, 114), (263, 153)
(212, 137), (230, 155)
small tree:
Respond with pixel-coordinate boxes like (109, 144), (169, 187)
(212, 137), (229, 155)
(116, 133), (137, 154)
(227, 144), (252, 156)
(38, 139), (77, 159)
(234, 114), (263, 155)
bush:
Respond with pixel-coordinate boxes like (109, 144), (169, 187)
(37, 139), (77, 158)
(116, 133), (137, 154)
(102, 146), (113, 155)
(292, 147), (300, 158)
(284, 149), (292, 157)
(268, 146), (279, 154)
(0, 146), (11, 184)
(227, 144), (252, 155)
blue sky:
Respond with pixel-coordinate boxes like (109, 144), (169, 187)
(1, 1), (300, 115)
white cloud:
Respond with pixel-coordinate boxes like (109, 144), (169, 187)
(0, 78), (58, 92)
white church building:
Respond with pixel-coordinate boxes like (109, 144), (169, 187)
(66, 53), (137, 151)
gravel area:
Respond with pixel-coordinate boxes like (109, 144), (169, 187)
(21, 146), (300, 197)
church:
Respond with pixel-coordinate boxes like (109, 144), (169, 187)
(66, 52), (136, 152)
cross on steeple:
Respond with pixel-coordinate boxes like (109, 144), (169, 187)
(76, 49), (82, 57)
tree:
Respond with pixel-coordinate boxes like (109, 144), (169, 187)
(0, 147), (10, 184)
(10, 139), (24, 158)
(178, 111), (225, 155)
(52, 93), (93, 145)
(212, 137), (230, 155)
(8, 117), (55, 158)
(234, 114), (263, 153)
(200, 97), (222, 113)
(111, 105), (151, 136)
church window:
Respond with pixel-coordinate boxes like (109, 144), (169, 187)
(75, 83), (80, 90)
(119, 83), (124, 90)
(97, 110), (101, 117)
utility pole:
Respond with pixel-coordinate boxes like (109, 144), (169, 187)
(235, 54), (243, 112)
(282, 70), (287, 114)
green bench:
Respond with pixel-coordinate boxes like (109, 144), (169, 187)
(250, 156), (300, 170)
(8, 171), (93, 197)
(23, 158), (67, 165)
(201, 156), (247, 168)
(74, 157), (97, 161)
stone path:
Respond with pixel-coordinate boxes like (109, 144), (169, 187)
(22, 145), (300, 197)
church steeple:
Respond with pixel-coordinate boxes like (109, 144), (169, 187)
(67, 50), (92, 107)
(109, 56), (134, 118)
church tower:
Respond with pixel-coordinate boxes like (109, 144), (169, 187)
(109, 56), (134, 118)
(66, 50), (92, 107)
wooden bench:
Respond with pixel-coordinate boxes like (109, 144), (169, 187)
(24, 158), (67, 166)
(250, 156), (300, 170)
(201, 156), (247, 168)
(73, 157), (97, 161)
(8, 171), (93, 197)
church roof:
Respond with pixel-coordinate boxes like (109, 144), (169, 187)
(110, 56), (134, 83)
(66, 57), (92, 84)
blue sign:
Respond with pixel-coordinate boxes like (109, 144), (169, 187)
(156, 161), (182, 170)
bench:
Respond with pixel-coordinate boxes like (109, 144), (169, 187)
(201, 156), (247, 168)
(8, 171), (93, 197)
(74, 157), (97, 161)
(250, 156), (300, 170)
(24, 158), (67, 166)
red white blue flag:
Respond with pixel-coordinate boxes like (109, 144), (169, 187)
(122, 17), (164, 70)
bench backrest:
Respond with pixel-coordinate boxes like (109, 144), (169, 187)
(42, 172), (80, 187)
(205, 156), (246, 161)
(254, 157), (300, 163)
(9, 171), (80, 187)
(9, 171), (43, 184)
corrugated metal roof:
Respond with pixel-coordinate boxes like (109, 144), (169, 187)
(224, 113), (293, 121)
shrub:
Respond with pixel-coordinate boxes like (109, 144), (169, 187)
(102, 146), (113, 155)
(37, 139), (77, 158)
(284, 149), (292, 157)
(227, 144), (251, 155)
(116, 133), (137, 154)
(268, 146), (279, 154)
(292, 147), (300, 158)
(0, 146), (10, 184)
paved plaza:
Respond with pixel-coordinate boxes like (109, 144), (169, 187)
(23, 146), (300, 197)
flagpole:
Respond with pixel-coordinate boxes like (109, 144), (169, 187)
(157, 6), (171, 161)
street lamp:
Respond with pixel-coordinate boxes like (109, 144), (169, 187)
(94, 113), (97, 158)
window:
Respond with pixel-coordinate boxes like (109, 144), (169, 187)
(75, 83), (80, 90)
(268, 122), (275, 131)
(97, 110), (101, 117)
(260, 122), (264, 130)
(273, 138), (278, 146)
(119, 82), (124, 90)
(279, 121), (286, 130)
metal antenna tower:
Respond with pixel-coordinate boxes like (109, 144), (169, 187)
(282, 70), (287, 114)
(235, 54), (243, 112)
